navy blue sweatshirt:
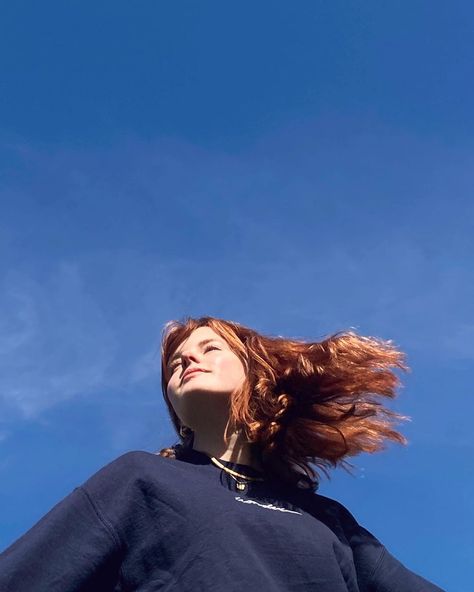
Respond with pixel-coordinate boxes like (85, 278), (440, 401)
(0, 449), (446, 591)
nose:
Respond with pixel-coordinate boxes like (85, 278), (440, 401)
(180, 349), (202, 369)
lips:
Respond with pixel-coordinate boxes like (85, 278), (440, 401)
(182, 368), (206, 381)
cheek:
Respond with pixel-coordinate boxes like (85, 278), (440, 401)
(216, 355), (246, 384)
(166, 376), (179, 401)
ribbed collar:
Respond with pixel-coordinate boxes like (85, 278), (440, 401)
(177, 446), (266, 478)
(176, 446), (316, 497)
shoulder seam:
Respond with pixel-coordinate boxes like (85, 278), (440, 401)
(76, 486), (122, 552)
(368, 546), (386, 589)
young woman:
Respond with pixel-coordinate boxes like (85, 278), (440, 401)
(0, 316), (446, 591)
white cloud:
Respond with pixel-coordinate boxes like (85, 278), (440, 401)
(0, 263), (117, 418)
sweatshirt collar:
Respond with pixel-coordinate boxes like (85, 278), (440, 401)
(177, 446), (266, 478)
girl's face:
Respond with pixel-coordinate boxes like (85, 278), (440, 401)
(166, 326), (246, 425)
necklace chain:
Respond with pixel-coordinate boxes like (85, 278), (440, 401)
(210, 456), (265, 483)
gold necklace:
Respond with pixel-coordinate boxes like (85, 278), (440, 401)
(210, 456), (265, 491)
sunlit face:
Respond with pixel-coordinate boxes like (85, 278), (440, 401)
(166, 326), (246, 426)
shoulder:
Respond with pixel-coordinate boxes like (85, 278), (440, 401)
(81, 450), (177, 497)
(296, 490), (373, 544)
(95, 449), (172, 474)
(102, 450), (169, 470)
(301, 490), (359, 524)
(73, 451), (180, 544)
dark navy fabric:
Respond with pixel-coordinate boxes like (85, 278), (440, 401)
(0, 449), (446, 591)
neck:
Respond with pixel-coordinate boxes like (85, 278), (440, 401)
(192, 428), (263, 472)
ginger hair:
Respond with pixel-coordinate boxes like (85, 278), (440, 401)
(158, 316), (409, 490)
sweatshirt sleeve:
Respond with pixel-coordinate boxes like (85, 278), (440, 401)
(368, 545), (446, 592)
(0, 485), (122, 592)
(334, 502), (446, 592)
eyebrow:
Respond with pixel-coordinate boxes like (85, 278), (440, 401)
(168, 338), (223, 367)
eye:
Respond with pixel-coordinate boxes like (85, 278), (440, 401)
(204, 344), (220, 353)
(169, 344), (220, 373)
(170, 362), (181, 373)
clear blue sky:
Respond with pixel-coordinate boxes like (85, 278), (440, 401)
(1, 2), (472, 590)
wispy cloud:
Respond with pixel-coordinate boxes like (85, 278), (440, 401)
(1, 122), (473, 426)
(0, 263), (117, 418)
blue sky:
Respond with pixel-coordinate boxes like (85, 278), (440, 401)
(1, 2), (472, 589)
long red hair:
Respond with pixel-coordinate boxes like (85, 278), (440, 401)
(158, 316), (409, 489)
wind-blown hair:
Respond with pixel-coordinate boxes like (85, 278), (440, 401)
(158, 316), (409, 490)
